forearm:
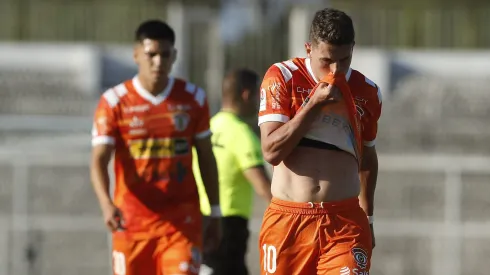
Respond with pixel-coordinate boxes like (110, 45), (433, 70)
(90, 162), (112, 206)
(245, 166), (272, 202)
(359, 152), (378, 216)
(257, 184), (273, 202)
(198, 153), (220, 206)
(262, 102), (323, 165)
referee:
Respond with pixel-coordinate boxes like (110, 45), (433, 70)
(193, 68), (272, 275)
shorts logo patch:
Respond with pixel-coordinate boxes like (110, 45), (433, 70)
(351, 247), (368, 269)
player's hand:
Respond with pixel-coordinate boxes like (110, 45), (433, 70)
(310, 82), (342, 106)
(370, 223), (376, 249)
(203, 217), (222, 253)
(101, 202), (125, 232)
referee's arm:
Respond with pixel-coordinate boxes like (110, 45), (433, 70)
(244, 166), (272, 202)
(235, 126), (272, 203)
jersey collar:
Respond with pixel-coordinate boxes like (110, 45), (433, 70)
(132, 76), (175, 105)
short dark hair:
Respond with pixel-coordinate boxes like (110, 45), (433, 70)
(135, 20), (175, 44)
(223, 68), (259, 99)
(231, 68), (259, 95)
(309, 8), (355, 46)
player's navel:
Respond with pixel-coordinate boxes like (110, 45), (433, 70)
(312, 185), (321, 194)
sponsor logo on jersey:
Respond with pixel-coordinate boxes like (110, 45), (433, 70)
(123, 104), (150, 113)
(128, 138), (189, 159)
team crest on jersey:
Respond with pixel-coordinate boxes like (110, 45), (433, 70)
(172, 113), (190, 132)
(354, 97), (368, 118)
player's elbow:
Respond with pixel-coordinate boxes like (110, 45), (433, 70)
(262, 149), (282, 166)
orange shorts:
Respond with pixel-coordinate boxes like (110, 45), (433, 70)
(111, 220), (203, 275)
(259, 197), (372, 275)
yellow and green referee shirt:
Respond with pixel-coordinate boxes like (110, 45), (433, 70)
(192, 111), (264, 219)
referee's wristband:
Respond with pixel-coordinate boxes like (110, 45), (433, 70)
(367, 216), (374, 224)
(210, 205), (222, 218)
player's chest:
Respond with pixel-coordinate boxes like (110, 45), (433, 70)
(117, 101), (195, 139)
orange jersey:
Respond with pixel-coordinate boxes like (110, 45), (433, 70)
(92, 76), (211, 236)
(258, 58), (382, 160)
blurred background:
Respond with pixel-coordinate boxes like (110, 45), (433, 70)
(1, 0), (490, 274)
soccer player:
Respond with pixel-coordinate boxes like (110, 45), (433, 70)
(257, 8), (382, 274)
(193, 68), (272, 275)
(90, 20), (221, 275)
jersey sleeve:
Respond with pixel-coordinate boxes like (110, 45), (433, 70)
(193, 87), (212, 139)
(362, 85), (382, 147)
(233, 126), (264, 171)
(258, 64), (292, 126)
(91, 93), (118, 147)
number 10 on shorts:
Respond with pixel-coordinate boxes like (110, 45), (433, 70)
(112, 251), (126, 275)
(262, 244), (277, 274)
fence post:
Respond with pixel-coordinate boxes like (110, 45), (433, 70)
(431, 169), (463, 275)
(167, 1), (188, 79)
(10, 162), (29, 275)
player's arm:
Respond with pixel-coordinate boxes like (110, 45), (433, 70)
(91, 144), (114, 210)
(193, 88), (221, 252)
(359, 145), (378, 217)
(194, 136), (220, 209)
(259, 66), (339, 166)
(358, 85), (382, 218)
(358, 85), (382, 248)
(193, 92), (220, 215)
(90, 95), (122, 231)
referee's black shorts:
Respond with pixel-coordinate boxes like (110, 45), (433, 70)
(202, 216), (250, 275)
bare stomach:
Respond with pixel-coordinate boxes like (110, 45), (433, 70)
(271, 146), (360, 202)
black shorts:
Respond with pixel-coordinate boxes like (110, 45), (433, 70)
(202, 216), (250, 275)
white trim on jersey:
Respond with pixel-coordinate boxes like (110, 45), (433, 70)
(363, 139), (376, 147)
(132, 76), (175, 105)
(283, 60), (299, 71)
(101, 84), (128, 108)
(102, 89), (120, 108)
(273, 63), (293, 82)
(113, 83), (128, 98)
(195, 129), (212, 139)
(345, 67), (352, 80)
(92, 136), (115, 146)
(258, 114), (290, 126)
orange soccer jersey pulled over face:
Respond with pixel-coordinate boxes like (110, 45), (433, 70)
(258, 58), (382, 159)
(92, 76), (211, 237)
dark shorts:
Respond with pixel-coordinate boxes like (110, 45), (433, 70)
(202, 216), (250, 275)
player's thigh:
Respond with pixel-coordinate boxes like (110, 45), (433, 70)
(259, 208), (318, 275)
(159, 230), (202, 275)
(318, 209), (372, 275)
(112, 234), (157, 275)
